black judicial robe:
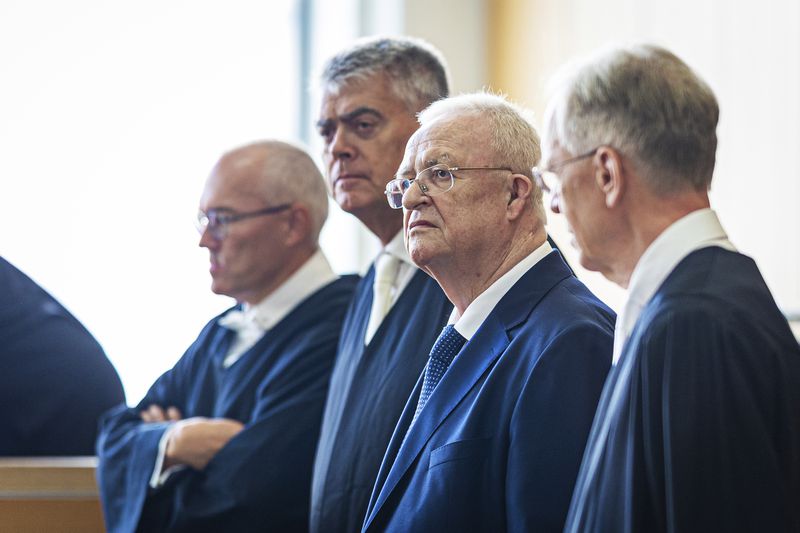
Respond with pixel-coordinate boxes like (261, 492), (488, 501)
(310, 268), (452, 533)
(0, 255), (125, 455)
(565, 247), (800, 533)
(96, 275), (357, 533)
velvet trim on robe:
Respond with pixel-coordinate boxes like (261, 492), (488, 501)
(310, 268), (452, 533)
(96, 275), (358, 533)
(363, 251), (615, 533)
(0, 255), (125, 455)
(565, 247), (800, 533)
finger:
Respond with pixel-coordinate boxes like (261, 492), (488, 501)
(147, 404), (167, 422)
(167, 406), (182, 421)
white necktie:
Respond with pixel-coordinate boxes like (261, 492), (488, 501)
(218, 309), (268, 368)
(365, 252), (400, 344)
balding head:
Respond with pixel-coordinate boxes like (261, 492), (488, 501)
(416, 92), (546, 225)
(213, 140), (329, 244)
(198, 140), (329, 304)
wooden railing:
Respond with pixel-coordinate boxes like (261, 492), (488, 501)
(0, 457), (104, 533)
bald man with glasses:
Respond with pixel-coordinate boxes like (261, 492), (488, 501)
(96, 140), (357, 533)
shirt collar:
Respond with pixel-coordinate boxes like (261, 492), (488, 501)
(614, 208), (736, 362)
(449, 240), (554, 340)
(242, 248), (337, 331)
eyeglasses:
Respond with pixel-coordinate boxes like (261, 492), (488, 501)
(384, 164), (512, 209)
(195, 204), (291, 240)
(532, 148), (598, 195)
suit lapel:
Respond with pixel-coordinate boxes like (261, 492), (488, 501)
(364, 316), (508, 530)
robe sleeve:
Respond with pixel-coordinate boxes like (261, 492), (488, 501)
(159, 331), (335, 532)
(96, 334), (202, 533)
(636, 301), (797, 532)
(505, 320), (613, 533)
(100, 324), (336, 533)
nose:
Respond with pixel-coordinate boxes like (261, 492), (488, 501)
(328, 126), (356, 162)
(401, 179), (429, 210)
(198, 226), (219, 249)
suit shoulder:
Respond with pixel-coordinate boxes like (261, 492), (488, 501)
(541, 275), (616, 330)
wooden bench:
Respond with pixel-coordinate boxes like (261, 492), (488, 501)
(0, 457), (104, 533)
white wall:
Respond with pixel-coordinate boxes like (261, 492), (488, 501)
(1, 0), (303, 403)
(513, 0), (800, 314)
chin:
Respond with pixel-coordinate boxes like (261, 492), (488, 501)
(407, 245), (431, 270)
(334, 190), (371, 214)
(210, 279), (230, 297)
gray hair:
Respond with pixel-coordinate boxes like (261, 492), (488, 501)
(544, 43), (719, 194)
(418, 92), (546, 223)
(224, 140), (329, 244)
(320, 36), (451, 112)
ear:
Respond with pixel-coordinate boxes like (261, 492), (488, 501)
(506, 173), (533, 220)
(284, 204), (311, 247)
(594, 147), (625, 208)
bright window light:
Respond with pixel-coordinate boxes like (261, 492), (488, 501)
(1, 0), (312, 402)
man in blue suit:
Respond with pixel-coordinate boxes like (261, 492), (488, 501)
(96, 141), (357, 532)
(536, 45), (800, 532)
(365, 93), (615, 532)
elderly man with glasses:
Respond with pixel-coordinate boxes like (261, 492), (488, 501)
(96, 140), (357, 533)
(537, 45), (800, 533)
(363, 93), (614, 532)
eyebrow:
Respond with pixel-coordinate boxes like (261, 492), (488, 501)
(395, 167), (415, 179)
(316, 106), (383, 129)
(204, 206), (237, 215)
(422, 153), (453, 168)
(395, 153), (454, 178)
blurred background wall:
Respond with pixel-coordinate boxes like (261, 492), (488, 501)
(2, 0), (797, 401)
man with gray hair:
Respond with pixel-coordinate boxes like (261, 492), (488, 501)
(536, 45), (800, 532)
(310, 37), (455, 533)
(97, 141), (357, 532)
(363, 92), (614, 532)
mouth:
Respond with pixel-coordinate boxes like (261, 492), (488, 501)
(408, 219), (437, 231)
(334, 173), (369, 187)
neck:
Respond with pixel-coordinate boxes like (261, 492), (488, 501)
(431, 230), (546, 315)
(615, 190), (710, 289)
(354, 206), (403, 246)
(240, 246), (317, 305)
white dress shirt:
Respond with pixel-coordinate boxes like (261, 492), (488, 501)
(612, 208), (736, 364)
(150, 249), (337, 488)
(450, 241), (554, 341)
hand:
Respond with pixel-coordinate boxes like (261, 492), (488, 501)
(140, 404), (182, 423)
(164, 417), (245, 470)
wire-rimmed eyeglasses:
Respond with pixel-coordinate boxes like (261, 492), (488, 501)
(531, 148), (598, 194)
(195, 204), (291, 240)
(384, 164), (512, 209)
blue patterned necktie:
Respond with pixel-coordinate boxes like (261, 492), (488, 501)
(409, 325), (467, 427)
